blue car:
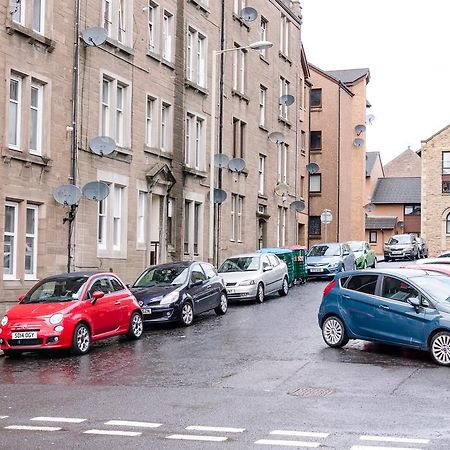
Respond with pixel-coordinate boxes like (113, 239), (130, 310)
(307, 242), (355, 279)
(318, 268), (450, 366)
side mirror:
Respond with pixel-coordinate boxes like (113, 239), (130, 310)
(18, 295), (26, 303)
(263, 264), (272, 272)
(91, 290), (105, 304)
(190, 279), (203, 287)
(408, 297), (421, 313)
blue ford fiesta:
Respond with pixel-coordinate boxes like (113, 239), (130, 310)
(318, 268), (450, 366)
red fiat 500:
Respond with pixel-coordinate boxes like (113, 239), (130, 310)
(0, 272), (143, 357)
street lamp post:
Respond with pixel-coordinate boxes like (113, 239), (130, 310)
(208, 40), (273, 263)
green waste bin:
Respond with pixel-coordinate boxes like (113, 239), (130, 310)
(257, 248), (294, 286)
(287, 245), (308, 284)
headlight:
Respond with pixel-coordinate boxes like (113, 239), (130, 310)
(160, 291), (180, 305)
(239, 279), (256, 286)
(1, 316), (8, 326)
(328, 262), (339, 268)
(49, 313), (64, 325)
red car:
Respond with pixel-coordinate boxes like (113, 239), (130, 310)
(0, 272), (143, 357)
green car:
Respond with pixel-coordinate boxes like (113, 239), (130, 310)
(347, 241), (377, 269)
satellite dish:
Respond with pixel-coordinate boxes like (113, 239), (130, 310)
(397, 221), (405, 228)
(306, 163), (320, 174)
(241, 6), (258, 22)
(82, 181), (110, 202)
(268, 132), (285, 144)
(364, 203), (376, 212)
(353, 138), (365, 148)
(274, 182), (288, 196)
(53, 185), (82, 206)
(213, 188), (227, 204)
(82, 27), (108, 47)
(228, 158), (246, 173)
(214, 153), (230, 169)
(366, 114), (375, 125)
(290, 200), (305, 213)
(89, 136), (116, 156)
(279, 95), (295, 106)
(355, 124), (366, 135)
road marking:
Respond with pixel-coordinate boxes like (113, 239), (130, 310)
(351, 446), (422, 450)
(84, 429), (142, 437)
(5, 425), (61, 432)
(360, 435), (430, 444)
(105, 420), (162, 428)
(166, 434), (228, 442)
(255, 439), (321, 448)
(186, 425), (245, 433)
(271, 430), (329, 438)
(31, 416), (86, 424)
(0, 416), (8, 419)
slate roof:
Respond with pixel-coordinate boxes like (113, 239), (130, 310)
(371, 177), (421, 204)
(366, 152), (380, 177)
(325, 68), (370, 84)
(366, 216), (397, 230)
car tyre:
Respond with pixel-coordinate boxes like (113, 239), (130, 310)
(363, 260), (367, 269)
(255, 283), (265, 303)
(384, 256), (390, 262)
(322, 316), (349, 348)
(430, 331), (450, 366)
(214, 292), (228, 315)
(372, 258), (377, 268)
(180, 301), (194, 327)
(71, 323), (90, 355)
(127, 311), (143, 340)
(278, 277), (289, 297)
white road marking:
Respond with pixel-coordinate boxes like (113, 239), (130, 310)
(351, 446), (422, 450)
(31, 416), (86, 424)
(5, 425), (61, 432)
(271, 430), (329, 438)
(360, 435), (430, 444)
(0, 416), (8, 419)
(105, 420), (162, 428)
(84, 429), (142, 437)
(186, 425), (245, 433)
(255, 439), (321, 448)
(166, 434), (228, 442)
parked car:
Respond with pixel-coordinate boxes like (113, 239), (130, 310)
(384, 234), (419, 261)
(218, 253), (289, 303)
(307, 243), (355, 279)
(416, 237), (429, 258)
(318, 268), (450, 366)
(347, 241), (377, 269)
(415, 257), (450, 265)
(438, 251), (450, 258)
(130, 261), (227, 326)
(0, 272), (143, 357)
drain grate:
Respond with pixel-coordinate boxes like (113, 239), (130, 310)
(288, 387), (334, 398)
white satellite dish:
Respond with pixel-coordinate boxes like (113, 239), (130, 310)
(290, 200), (305, 213)
(353, 138), (365, 148)
(279, 95), (295, 106)
(82, 181), (110, 202)
(268, 132), (285, 144)
(213, 188), (227, 204)
(274, 182), (288, 197)
(53, 185), (82, 206)
(364, 203), (376, 212)
(228, 158), (246, 173)
(355, 124), (366, 136)
(214, 153), (230, 169)
(241, 6), (258, 22)
(306, 163), (320, 174)
(366, 114), (375, 125)
(89, 136), (116, 156)
(82, 27), (108, 47)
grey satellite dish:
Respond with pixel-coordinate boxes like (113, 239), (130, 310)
(241, 6), (258, 22)
(53, 184), (82, 206)
(82, 27), (108, 47)
(279, 95), (295, 106)
(268, 131), (285, 144)
(82, 181), (110, 202)
(213, 188), (227, 204)
(365, 203), (376, 212)
(214, 153), (230, 169)
(274, 182), (288, 196)
(306, 162), (320, 174)
(290, 200), (305, 213)
(355, 124), (366, 135)
(228, 158), (246, 173)
(397, 221), (405, 228)
(353, 138), (365, 148)
(89, 136), (116, 156)
(366, 114), (375, 125)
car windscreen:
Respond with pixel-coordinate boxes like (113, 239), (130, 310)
(388, 235), (411, 244)
(308, 244), (340, 257)
(412, 274), (450, 303)
(23, 276), (89, 303)
(218, 257), (260, 272)
(133, 266), (189, 287)
(349, 242), (364, 252)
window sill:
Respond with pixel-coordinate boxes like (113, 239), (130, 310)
(259, 54), (270, 65)
(183, 165), (208, 178)
(116, 145), (132, 156)
(105, 37), (134, 56)
(232, 13), (250, 31)
(258, 194), (268, 200)
(310, 149), (322, 153)
(185, 79), (209, 96)
(147, 51), (162, 62)
(144, 146), (173, 160)
(311, 106), (322, 111)
(6, 21), (56, 52)
(259, 125), (269, 132)
(231, 89), (250, 104)
(309, 192), (321, 196)
(278, 116), (292, 128)
(162, 59), (175, 70)
(279, 51), (292, 65)
(2, 147), (52, 169)
(187, 0), (210, 14)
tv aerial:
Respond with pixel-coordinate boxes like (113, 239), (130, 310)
(355, 124), (366, 136)
(82, 181), (110, 202)
(279, 95), (295, 107)
(89, 136), (116, 157)
(274, 182), (288, 197)
(366, 114), (375, 125)
(82, 27), (108, 47)
(397, 220), (405, 228)
(53, 185), (82, 207)
(268, 132), (285, 144)
(290, 200), (305, 213)
(306, 162), (320, 174)
(241, 7), (258, 22)
(214, 153), (230, 169)
(353, 138), (365, 148)
(228, 158), (246, 173)
(212, 188), (227, 204)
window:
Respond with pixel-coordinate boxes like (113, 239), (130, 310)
(147, 1), (159, 53)
(279, 76), (290, 120)
(345, 275), (378, 295)
(442, 152), (450, 193)
(259, 85), (266, 127)
(184, 200), (191, 254)
(404, 204), (421, 216)
(310, 131), (322, 150)
(11, 0), (25, 25)
(115, 84), (124, 145)
(231, 194), (244, 242)
(4, 202), (18, 279)
(233, 0), (246, 15)
(29, 83), (43, 154)
(278, 143), (288, 183)
(137, 191), (146, 245)
(185, 112), (205, 170)
(201, 263), (216, 279)
(301, 131), (306, 155)
(310, 88), (322, 108)
(145, 95), (156, 147)
(103, 0), (131, 46)
(184, 199), (203, 256)
(447, 213), (450, 234)
(232, 117), (246, 158)
(191, 264), (206, 283)
(9, 76), (21, 149)
(113, 185), (123, 250)
(32, 0), (45, 34)
(232, 43), (246, 94)
(162, 10), (173, 62)
(194, 203), (200, 255)
(161, 101), (171, 151)
(277, 206), (287, 247)
(98, 196), (107, 249)
(167, 197), (174, 245)
(309, 216), (321, 236)
(258, 155), (265, 195)
(101, 78), (110, 137)
(186, 27), (207, 87)
(369, 230), (377, 243)
(381, 276), (419, 303)
(280, 14), (289, 56)
(309, 174), (321, 193)
(260, 17), (268, 57)
(25, 205), (38, 278)
(110, 276), (125, 292)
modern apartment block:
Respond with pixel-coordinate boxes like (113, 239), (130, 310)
(0, 0), (310, 310)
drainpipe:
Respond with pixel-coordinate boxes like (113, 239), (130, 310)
(337, 83), (341, 242)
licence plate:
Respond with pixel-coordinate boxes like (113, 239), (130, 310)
(392, 251), (402, 255)
(227, 289), (235, 294)
(12, 331), (37, 339)
(142, 308), (152, 315)
(310, 268), (324, 273)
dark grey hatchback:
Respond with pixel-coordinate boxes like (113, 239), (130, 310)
(130, 261), (228, 326)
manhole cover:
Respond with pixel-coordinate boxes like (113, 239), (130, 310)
(288, 387), (334, 398)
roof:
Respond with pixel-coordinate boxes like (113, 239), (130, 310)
(308, 64), (354, 97)
(422, 123), (450, 143)
(371, 177), (421, 204)
(384, 148), (421, 178)
(365, 215), (397, 230)
(325, 68), (370, 85)
(366, 152), (382, 177)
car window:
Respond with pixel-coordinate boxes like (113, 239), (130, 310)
(267, 254), (280, 266)
(345, 275), (378, 295)
(261, 255), (271, 268)
(191, 264), (207, 283)
(381, 276), (419, 302)
(89, 277), (112, 296)
(201, 263), (216, 279)
(24, 276), (88, 303)
(340, 276), (350, 287)
(109, 277), (125, 292)
(308, 244), (340, 256)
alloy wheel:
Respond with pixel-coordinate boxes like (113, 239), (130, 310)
(323, 318), (343, 346)
(181, 303), (193, 325)
(76, 325), (90, 353)
(220, 294), (228, 313)
(132, 313), (143, 338)
(257, 284), (264, 303)
(431, 333), (450, 365)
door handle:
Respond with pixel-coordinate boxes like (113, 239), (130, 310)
(379, 304), (389, 310)
(343, 294), (351, 299)
(114, 301), (121, 305)
(206, 285), (212, 289)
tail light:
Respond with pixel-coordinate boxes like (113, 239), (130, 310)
(323, 280), (336, 297)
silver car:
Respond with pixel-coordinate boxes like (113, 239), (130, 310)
(218, 253), (289, 303)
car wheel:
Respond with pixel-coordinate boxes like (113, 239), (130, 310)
(430, 332), (450, 366)
(363, 260), (367, 269)
(322, 316), (349, 348)
(385, 256), (390, 262)
(71, 323), (90, 355)
(214, 292), (228, 315)
(255, 283), (265, 303)
(278, 277), (289, 297)
(3, 350), (22, 358)
(127, 311), (143, 340)
(372, 258), (377, 268)
(180, 301), (194, 327)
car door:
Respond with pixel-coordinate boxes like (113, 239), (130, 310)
(200, 263), (221, 310)
(108, 275), (131, 327)
(187, 264), (210, 313)
(266, 255), (282, 292)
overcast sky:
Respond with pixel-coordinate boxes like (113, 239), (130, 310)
(301, 0), (450, 164)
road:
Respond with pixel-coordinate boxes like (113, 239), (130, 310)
(1, 262), (450, 449)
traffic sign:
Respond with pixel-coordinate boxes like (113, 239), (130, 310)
(321, 209), (332, 224)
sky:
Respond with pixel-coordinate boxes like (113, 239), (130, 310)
(301, 0), (450, 164)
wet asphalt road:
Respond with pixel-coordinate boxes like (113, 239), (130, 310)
(1, 262), (450, 449)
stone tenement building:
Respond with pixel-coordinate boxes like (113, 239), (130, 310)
(0, 0), (310, 309)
